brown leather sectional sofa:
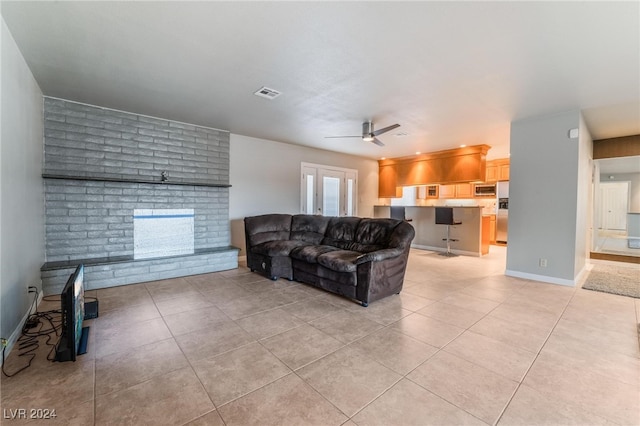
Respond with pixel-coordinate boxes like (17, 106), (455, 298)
(244, 214), (415, 307)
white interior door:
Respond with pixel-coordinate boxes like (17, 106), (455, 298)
(301, 163), (358, 217)
(600, 182), (629, 230)
(301, 165), (317, 214)
(319, 169), (344, 216)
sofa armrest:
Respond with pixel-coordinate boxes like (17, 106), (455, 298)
(355, 248), (404, 264)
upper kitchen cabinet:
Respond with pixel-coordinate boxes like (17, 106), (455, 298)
(439, 183), (473, 198)
(378, 145), (490, 196)
(485, 159), (510, 182)
(417, 185), (439, 199)
(498, 162), (510, 181)
(440, 149), (487, 183)
(379, 164), (401, 198)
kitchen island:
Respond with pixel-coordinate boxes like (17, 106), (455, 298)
(374, 205), (490, 256)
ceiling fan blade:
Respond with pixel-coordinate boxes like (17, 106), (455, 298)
(371, 137), (385, 147)
(372, 123), (400, 136)
(324, 135), (361, 139)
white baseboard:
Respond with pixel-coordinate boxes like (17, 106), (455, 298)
(505, 269), (577, 287)
(573, 264), (589, 287)
(4, 291), (44, 357)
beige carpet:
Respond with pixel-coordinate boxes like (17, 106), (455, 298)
(582, 264), (639, 298)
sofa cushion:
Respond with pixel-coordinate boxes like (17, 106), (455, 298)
(316, 250), (362, 273)
(317, 268), (357, 287)
(321, 217), (362, 250)
(253, 240), (309, 257)
(245, 214), (292, 247)
(290, 215), (331, 244)
(353, 218), (402, 252)
(290, 245), (340, 263)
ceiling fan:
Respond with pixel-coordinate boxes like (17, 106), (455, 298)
(325, 121), (400, 146)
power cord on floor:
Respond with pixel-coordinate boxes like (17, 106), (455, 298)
(1, 287), (62, 377)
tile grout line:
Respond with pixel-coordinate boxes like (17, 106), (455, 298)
(491, 286), (579, 426)
(178, 272), (345, 418)
(87, 259), (632, 425)
(93, 347), (97, 426)
(150, 281), (223, 423)
(384, 283), (521, 426)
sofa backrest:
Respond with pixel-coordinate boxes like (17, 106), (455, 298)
(353, 218), (404, 252)
(244, 214), (292, 247)
(321, 217), (362, 250)
(387, 220), (416, 250)
(290, 215), (331, 244)
(245, 214), (415, 253)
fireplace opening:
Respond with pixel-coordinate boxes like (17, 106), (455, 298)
(133, 209), (195, 260)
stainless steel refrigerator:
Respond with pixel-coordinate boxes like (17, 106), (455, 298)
(496, 182), (509, 243)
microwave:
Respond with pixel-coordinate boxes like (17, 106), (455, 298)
(474, 184), (496, 196)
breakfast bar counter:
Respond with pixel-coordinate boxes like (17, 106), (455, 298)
(374, 205), (489, 256)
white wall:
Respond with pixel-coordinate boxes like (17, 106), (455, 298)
(229, 134), (379, 254)
(0, 18), (45, 346)
(506, 110), (590, 285)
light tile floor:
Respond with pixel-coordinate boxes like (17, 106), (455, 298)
(2, 247), (639, 425)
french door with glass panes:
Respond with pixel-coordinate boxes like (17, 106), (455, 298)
(301, 163), (357, 217)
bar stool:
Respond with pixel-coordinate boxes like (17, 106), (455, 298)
(435, 207), (461, 257)
(390, 206), (413, 222)
(390, 206), (406, 221)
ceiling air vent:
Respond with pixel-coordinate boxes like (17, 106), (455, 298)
(253, 86), (281, 100)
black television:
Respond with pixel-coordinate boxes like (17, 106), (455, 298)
(55, 264), (89, 362)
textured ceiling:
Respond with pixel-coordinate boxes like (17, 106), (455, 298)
(2, 1), (639, 160)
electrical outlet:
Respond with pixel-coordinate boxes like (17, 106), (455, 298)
(539, 258), (548, 268)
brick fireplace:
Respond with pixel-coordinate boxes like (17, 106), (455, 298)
(41, 98), (238, 294)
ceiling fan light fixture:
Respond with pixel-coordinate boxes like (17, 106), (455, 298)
(325, 121), (399, 148)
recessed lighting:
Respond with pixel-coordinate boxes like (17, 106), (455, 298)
(415, 151), (421, 155)
(394, 132), (410, 137)
(381, 157), (386, 160)
(460, 144), (466, 148)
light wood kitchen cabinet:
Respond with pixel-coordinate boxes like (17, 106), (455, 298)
(485, 159), (510, 182)
(417, 185), (439, 199)
(481, 216), (491, 255)
(455, 183), (473, 198)
(487, 214), (496, 244)
(378, 145), (490, 189)
(379, 164), (399, 198)
(439, 184), (456, 198)
(439, 183), (473, 198)
(498, 163), (510, 181)
(485, 164), (498, 182)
